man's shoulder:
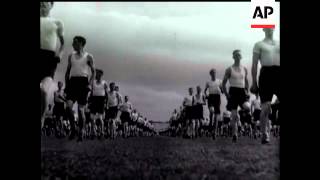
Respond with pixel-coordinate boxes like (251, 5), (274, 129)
(53, 18), (63, 26)
(101, 80), (107, 84)
(68, 52), (75, 58)
(254, 40), (264, 46)
(85, 52), (93, 59)
(45, 17), (62, 26)
(225, 66), (232, 72)
(241, 65), (248, 71)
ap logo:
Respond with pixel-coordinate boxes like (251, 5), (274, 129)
(251, 0), (277, 28)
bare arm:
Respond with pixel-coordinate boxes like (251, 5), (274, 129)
(251, 101), (254, 115)
(65, 55), (72, 86)
(87, 54), (95, 88)
(222, 68), (231, 98)
(183, 98), (187, 107)
(104, 83), (108, 92)
(252, 43), (261, 88)
(54, 91), (59, 102)
(219, 80), (224, 94)
(204, 82), (209, 97)
(244, 67), (249, 92)
(56, 20), (65, 57)
(202, 94), (206, 105)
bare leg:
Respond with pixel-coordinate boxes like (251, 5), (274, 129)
(40, 88), (48, 130)
(260, 102), (272, 144)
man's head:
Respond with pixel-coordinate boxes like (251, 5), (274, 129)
(95, 69), (103, 80)
(232, 49), (242, 64)
(72, 36), (86, 52)
(263, 28), (274, 38)
(196, 86), (202, 94)
(110, 82), (115, 91)
(209, 68), (216, 79)
(125, 96), (129, 102)
(40, 2), (54, 17)
(115, 86), (119, 92)
(188, 87), (193, 95)
(57, 81), (63, 90)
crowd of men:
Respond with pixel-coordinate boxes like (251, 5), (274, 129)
(40, 2), (279, 145)
(166, 92), (280, 142)
(42, 79), (157, 141)
(165, 27), (280, 144)
(40, 2), (155, 142)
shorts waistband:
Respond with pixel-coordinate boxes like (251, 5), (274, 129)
(40, 49), (55, 56)
(261, 66), (280, 71)
(70, 76), (89, 80)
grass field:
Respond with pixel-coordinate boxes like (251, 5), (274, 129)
(41, 136), (279, 180)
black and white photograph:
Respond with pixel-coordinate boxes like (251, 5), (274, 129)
(40, 2), (280, 180)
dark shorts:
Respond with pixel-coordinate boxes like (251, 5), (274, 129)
(223, 117), (231, 124)
(172, 120), (178, 127)
(193, 104), (204, 119)
(270, 103), (280, 125)
(253, 109), (261, 121)
(120, 111), (131, 123)
(245, 115), (253, 125)
(107, 106), (118, 119)
(185, 106), (193, 120)
(65, 77), (90, 105)
(89, 96), (105, 114)
(259, 66), (280, 103)
(137, 122), (143, 129)
(277, 109), (280, 125)
(207, 94), (221, 114)
(239, 110), (252, 125)
(40, 49), (60, 82)
(85, 113), (92, 124)
(53, 102), (65, 118)
(227, 87), (247, 111)
(44, 118), (55, 128)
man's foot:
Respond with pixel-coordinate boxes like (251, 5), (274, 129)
(90, 134), (95, 140)
(232, 135), (238, 143)
(68, 132), (75, 140)
(261, 133), (270, 144)
(212, 133), (216, 140)
(77, 135), (83, 142)
(261, 139), (269, 144)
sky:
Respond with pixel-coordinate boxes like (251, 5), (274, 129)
(46, 2), (280, 131)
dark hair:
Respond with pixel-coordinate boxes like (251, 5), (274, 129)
(233, 49), (241, 55)
(96, 69), (104, 75)
(73, 36), (86, 46)
(50, 2), (54, 6)
(209, 68), (216, 75)
(110, 82), (115, 86)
